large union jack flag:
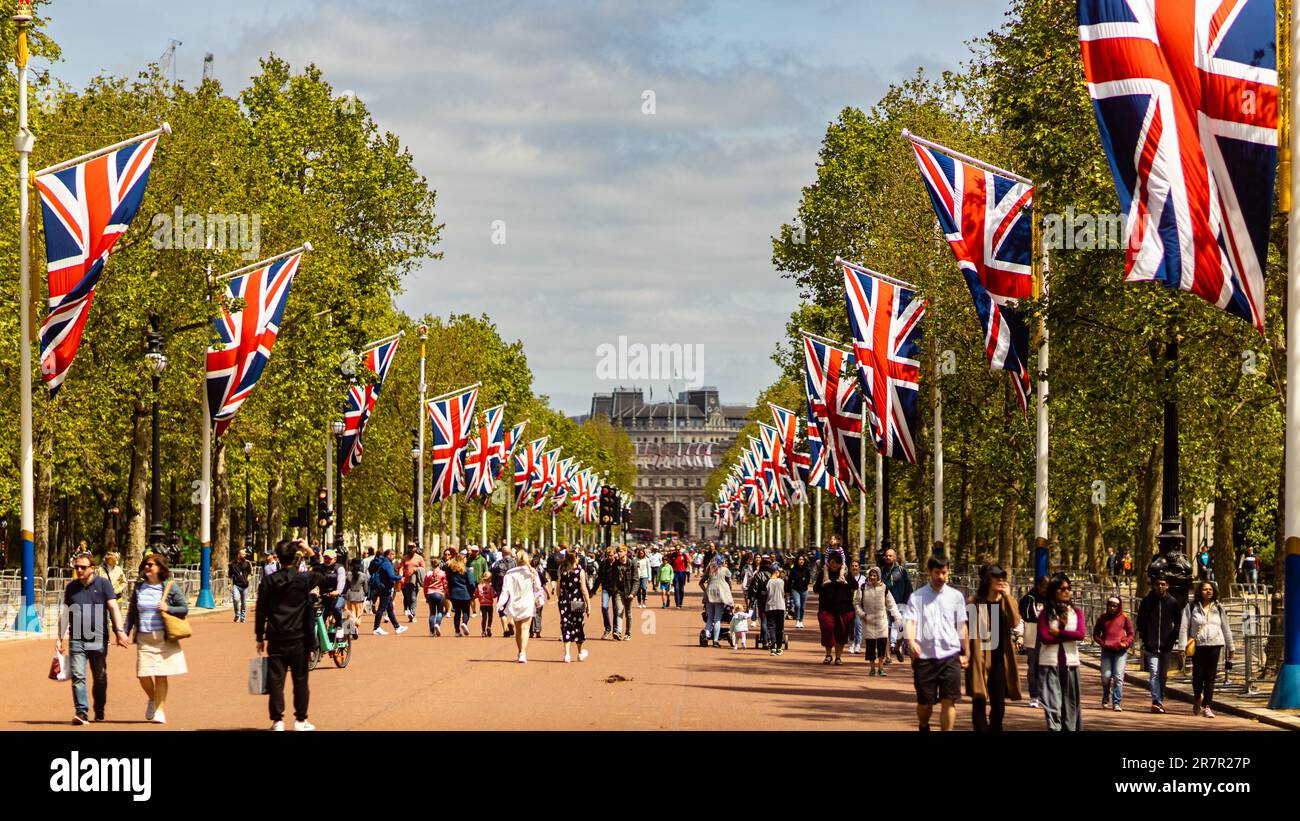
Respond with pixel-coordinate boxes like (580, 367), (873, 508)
(36, 134), (160, 393)
(802, 334), (865, 491)
(741, 444), (765, 519)
(464, 404), (505, 501)
(513, 437), (548, 508)
(910, 141), (1032, 410)
(340, 336), (401, 475)
(1080, 0), (1277, 332)
(427, 385), (479, 503)
(206, 252), (302, 437)
(843, 262), (926, 463)
(757, 423), (790, 508)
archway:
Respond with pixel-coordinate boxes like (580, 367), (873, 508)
(661, 501), (689, 538)
(630, 501), (653, 530)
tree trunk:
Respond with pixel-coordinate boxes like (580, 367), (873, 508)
(269, 474), (284, 547)
(958, 460), (974, 566)
(214, 439), (230, 564)
(1134, 436), (1163, 597)
(1086, 502), (1104, 574)
(1212, 496), (1235, 591)
(997, 477), (1020, 569)
(1266, 460), (1285, 676)
(124, 400), (150, 573)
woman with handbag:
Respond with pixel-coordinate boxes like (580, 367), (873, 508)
(1179, 581), (1234, 718)
(124, 553), (189, 725)
(557, 550), (592, 663)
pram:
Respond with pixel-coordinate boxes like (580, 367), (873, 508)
(699, 603), (735, 646)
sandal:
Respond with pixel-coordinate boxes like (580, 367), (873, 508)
(823, 654), (833, 665)
(834, 657), (843, 665)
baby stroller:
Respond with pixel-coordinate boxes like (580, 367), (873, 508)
(699, 603), (735, 647)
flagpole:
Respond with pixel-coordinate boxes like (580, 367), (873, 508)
(324, 423), (334, 546)
(215, 242), (313, 281)
(417, 325), (427, 551)
(14, 3), (38, 631)
(875, 453), (884, 554)
(799, 495), (805, 551)
(1034, 228), (1051, 580)
(1272, 1), (1300, 709)
(858, 435), (867, 559)
(900, 129), (1032, 185)
(197, 258), (215, 609)
(504, 485), (513, 548)
(814, 488), (822, 550)
(34, 123), (171, 177)
(482, 505), (488, 551)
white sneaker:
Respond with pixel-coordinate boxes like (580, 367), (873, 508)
(151, 709), (166, 725)
(433, 624), (441, 636)
(270, 720), (285, 731)
(578, 649), (588, 661)
(517, 652), (527, 663)
(1027, 698), (1040, 709)
(564, 652), (572, 663)
(395, 625), (409, 635)
(145, 700), (157, 721)
(293, 720), (315, 731)
(373, 627), (388, 635)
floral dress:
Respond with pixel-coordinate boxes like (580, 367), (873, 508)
(558, 567), (587, 644)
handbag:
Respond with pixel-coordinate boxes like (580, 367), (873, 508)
(49, 652), (69, 682)
(1185, 637), (1196, 658)
(159, 580), (193, 641)
(569, 597), (587, 614)
(248, 657), (268, 695)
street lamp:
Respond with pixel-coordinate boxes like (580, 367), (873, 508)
(331, 419), (345, 551)
(410, 428), (421, 548)
(242, 441), (253, 555)
(144, 312), (167, 553)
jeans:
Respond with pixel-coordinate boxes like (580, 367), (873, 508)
(69, 644), (108, 717)
(705, 602), (727, 643)
(637, 577), (649, 605)
(1025, 646), (1041, 700)
(609, 592), (627, 635)
(531, 607), (543, 636)
(1143, 649), (1170, 705)
(451, 598), (472, 632)
(266, 638), (309, 723)
(852, 613), (862, 645)
(1099, 648), (1128, 706)
(426, 594), (445, 632)
(402, 583), (418, 617)
(1040, 664), (1082, 730)
(673, 571), (687, 607)
(232, 585), (248, 620)
(618, 595), (634, 636)
(601, 590), (612, 632)
(765, 609), (785, 650)
(373, 590), (399, 630)
(790, 589), (807, 621)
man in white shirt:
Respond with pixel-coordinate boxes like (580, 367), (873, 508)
(903, 554), (969, 731)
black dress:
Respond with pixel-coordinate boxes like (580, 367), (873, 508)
(558, 567), (586, 644)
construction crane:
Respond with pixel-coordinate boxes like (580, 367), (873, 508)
(159, 38), (181, 85)
(202, 52), (214, 82)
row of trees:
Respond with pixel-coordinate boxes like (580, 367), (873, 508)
(0, 10), (635, 579)
(709, 0), (1283, 598)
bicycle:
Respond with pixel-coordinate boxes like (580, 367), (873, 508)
(308, 598), (352, 671)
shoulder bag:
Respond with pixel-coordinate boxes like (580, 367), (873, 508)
(160, 580), (193, 641)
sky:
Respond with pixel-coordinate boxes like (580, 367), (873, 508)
(38, 0), (1014, 415)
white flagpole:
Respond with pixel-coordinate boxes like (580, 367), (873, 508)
(34, 123), (171, 177)
(1034, 207), (1051, 579)
(875, 452), (884, 553)
(324, 424), (334, 546)
(216, 242), (312, 281)
(197, 256), (215, 608)
(934, 382), (944, 550)
(858, 437), (867, 556)
(417, 325), (428, 549)
(814, 488), (822, 550)
(14, 3), (37, 631)
(482, 505), (488, 550)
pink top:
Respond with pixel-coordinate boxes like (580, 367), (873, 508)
(474, 581), (496, 606)
(423, 567), (447, 597)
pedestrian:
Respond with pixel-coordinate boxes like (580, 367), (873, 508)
(701, 556), (734, 648)
(1180, 580), (1234, 718)
(880, 548), (912, 661)
(1017, 575), (1048, 709)
(1239, 546), (1259, 593)
(529, 555), (548, 638)
(764, 567), (786, 656)
(814, 548), (855, 665)
(670, 546), (690, 608)
(423, 557), (448, 635)
(370, 548), (406, 636)
(903, 554), (969, 732)
(854, 566), (902, 676)
(614, 545), (638, 640)
(57, 552), (130, 724)
(729, 605), (753, 649)
(476, 572), (497, 636)
(657, 556), (674, 608)
(966, 565), (1021, 732)
(498, 549), (544, 663)
(492, 547), (517, 636)
(345, 558), (367, 631)
(788, 554), (811, 629)
(320, 549), (347, 638)
(557, 549), (591, 663)
(849, 558), (866, 654)
(647, 546), (663, 601)
(635, 547), (651, 608)
(1037, 573), (1085, 731)
(95, 551), (128, 600)
(1092, 595), (1134, 711)
(399, 546), (424, 623)
(446, 552), (477, 637)
(1135, 577), (1179, 714)
(747, 556), (774, 647)
(227, 548), (252, 623)
(123, 553), (189, 725)
(263, 552), (280, 579)
(467, 546), (489, 616)
(255, 539), (334, 730)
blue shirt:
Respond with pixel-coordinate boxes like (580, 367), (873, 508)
(135, 583), (165, 634)
(64, 576), (117, 651)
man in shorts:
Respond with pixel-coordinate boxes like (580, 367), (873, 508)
(903, 554), (968, 731)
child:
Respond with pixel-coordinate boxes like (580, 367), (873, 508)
(765, 568), (787, 656)
(475, 572), (496, 636)
(730, 606), (754, 649)
(658, 560), (674, 609)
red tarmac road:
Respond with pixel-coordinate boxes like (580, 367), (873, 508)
(0, 585), (1272, 731)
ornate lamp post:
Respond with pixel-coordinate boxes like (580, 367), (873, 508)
(331, 419), (345, 551)
(410, 429), (421, 548)
(144, 312), (168, 553)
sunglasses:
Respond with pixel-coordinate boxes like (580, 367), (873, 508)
(143, 562), (158, 568)
(74, 564), (92, 570)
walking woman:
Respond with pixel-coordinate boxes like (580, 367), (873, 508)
(854, 566), (902, 676)
(813, 548), (855, 664)
(423, 558), (448, 635)
(701, 556), (734, 648)
(1180, 581), (1234, 718)
(498, 550), (545, 663)
(1092, 595), (1134, 710)
(345, 558), (367, 631)
(446, 553), (477, 636)
(635, 547), (651, 608)
(966, 565), (1022, 731)
(96, 551), (128, 600)
(123, 554), (188, 724)
(557, 550), (592, 663)
(788, 554), (811, 629)
(1037, 573), (1085, 731)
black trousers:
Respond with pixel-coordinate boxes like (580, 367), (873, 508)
(267, 639), (310, 722)
(1192, 645), (1223, 707)
(972, 657), (1008, 732)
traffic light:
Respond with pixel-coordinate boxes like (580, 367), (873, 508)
(316, 487), (331, 529)
(599, 486), (616, 525)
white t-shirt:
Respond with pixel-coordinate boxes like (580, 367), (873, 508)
(904, 583), (967, 660)
(648, 552), (663, 570)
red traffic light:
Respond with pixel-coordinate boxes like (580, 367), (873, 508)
(317, 487), (328, 501)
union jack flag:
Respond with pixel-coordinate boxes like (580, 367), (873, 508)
(427, 385), (479, 503)
(206, 252), (302, 437)
(742, 444), (764, 519)
(757, 423), (789, 508)
(552, 457), (576, 513)
(580, 470), (600, 523)
(843, 262), (926, 463)
(499, 419), (527, 480)
(340, 336), (401, 475)
(464, 404), (505, 501)
(910, 140), (1032, 410)
(769, 403), (807, 503)
(513, 437), (548, 508)
(530, 448), (560, 509)
(36, 134), (160, 393)
(802, 334), (866, 490)
(1078, 0), (1278, 332)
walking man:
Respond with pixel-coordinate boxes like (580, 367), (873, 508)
(881, 548), (912, 661)
(229, 548), (252, 623)
(255, 540), (333, 731)
(903, 554), (969, 731)
(1136, 577), (1180, 714)
(56, 553), (130, 724)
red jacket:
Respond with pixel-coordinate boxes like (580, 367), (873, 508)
(670, 552), (689, 573)
(1092, 611), (1135, 652)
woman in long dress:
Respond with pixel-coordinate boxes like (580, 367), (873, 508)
(557, 550), (592, 663)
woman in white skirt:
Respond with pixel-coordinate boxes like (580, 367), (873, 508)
(497, 549), (544, 663)
(125, 553), (188, 724)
